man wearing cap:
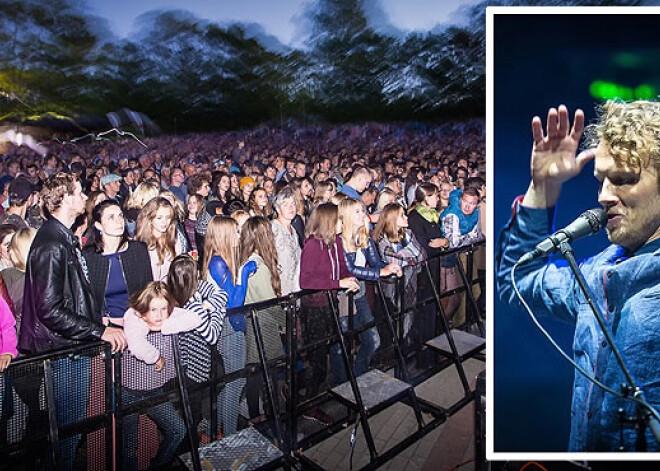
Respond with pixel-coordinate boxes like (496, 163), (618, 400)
(0, 177), (33, 230)
(101, 173), (123, 205)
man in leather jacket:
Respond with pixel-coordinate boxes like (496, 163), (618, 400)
(18, 172), (126, 469)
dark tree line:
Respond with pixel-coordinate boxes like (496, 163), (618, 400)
(0, 0), (639, 132)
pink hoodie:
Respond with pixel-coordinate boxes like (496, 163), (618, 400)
(0, 295), (18, 358)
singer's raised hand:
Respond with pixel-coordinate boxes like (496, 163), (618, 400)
(523, 105), (595, 208)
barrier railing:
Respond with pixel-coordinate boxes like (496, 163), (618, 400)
(0, 241), (484, 471)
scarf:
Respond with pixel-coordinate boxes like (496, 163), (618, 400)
(414, 203), (439, 224)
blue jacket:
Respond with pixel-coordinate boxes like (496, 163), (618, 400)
(344, 237), (387, 298)
(497, 202), (660, 451)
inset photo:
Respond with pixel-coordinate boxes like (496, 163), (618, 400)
(489, 6), (660, 459)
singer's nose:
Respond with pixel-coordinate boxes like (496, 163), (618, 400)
(598, 178), (619, 209)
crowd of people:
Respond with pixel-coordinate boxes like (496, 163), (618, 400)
(0, 120), (485, 468)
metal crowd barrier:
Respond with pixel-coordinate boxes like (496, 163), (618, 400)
(0, 241), (485, 471)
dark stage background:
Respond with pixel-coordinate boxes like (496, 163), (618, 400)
(493, 13), (660, 452)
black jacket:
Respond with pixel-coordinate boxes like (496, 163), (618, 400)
(83, 240), (153, 316)
(19, 217), (103, 354)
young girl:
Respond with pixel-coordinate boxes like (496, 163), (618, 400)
(122, 282), (201, 470)
(373, 203), (426, 339)
(184, 194), (204, 255)
(203, 216), (256, 436)
(167, 255), (227, 440)
(336, 198), (401, 383)
(299, 203), (358, 424)
(248, 188), (273, 218)
(135, 197), (185, 281)
(239, 216), (284, 421)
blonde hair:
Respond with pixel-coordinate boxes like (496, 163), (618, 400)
(584, 99), (660, 171)
(135, 197), (176, 264)
(9, 228), (36, 271)
(203, 216), (239, 283)
(160, 190), (186, 222)
(338, 198), (369, 253)
(372, 203), (405, 244)
(124, 182), (160, 211)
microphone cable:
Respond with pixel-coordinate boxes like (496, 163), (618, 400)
(510, 261), (660, 425)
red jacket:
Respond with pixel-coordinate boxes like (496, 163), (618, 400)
(300, 235), (351, 306)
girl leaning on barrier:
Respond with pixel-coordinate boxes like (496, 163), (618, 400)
(373, 203), (426, 341)
(202, 215), (256, 436)
(298, 203), (359, 425)
(336, 198), (401, 384)
(239, 216), (285, 422)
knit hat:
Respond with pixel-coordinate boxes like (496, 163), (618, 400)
(239, 176), (255, 190)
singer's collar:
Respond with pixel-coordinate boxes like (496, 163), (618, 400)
(633, 237), (660, 257)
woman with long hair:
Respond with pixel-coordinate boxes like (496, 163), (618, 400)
(336, 198), (401, 383)
(212, 172), (232, 205)
(84, 200), (153, 326)
(0, 225), (16, 270)
(124, 182), (160, 236)
(373, 203), (426, 339)
(1, 228), (36, 326)
(248, 188), (273, 218)
(298, 203), (358, 424)
(238, 216), (285, 421)
(203, 216), (257, 436)
(135, 197), (184, 281)
(184, 194), (204, 254)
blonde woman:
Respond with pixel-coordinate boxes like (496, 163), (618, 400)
(203, 216), (257, 436)
(124, 182), (160, 236)
(1, 227), (36, 324)
(135, 197), (184, 281)
(373, 203), (426, 338)
(335, 198), (400, 383)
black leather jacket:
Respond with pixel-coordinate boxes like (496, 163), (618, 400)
(19, 217), (104, 354)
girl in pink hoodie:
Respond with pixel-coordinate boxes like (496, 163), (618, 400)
(0, 295), (17, 372)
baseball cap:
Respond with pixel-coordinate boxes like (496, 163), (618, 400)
(100, 173), (122, 187)
(9, 177), (34, 204)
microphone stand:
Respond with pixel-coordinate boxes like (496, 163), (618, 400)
(557, 240), (660, 449)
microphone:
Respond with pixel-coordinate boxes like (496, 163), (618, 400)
(518, 208), (608, 265)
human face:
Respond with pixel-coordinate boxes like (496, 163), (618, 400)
(301, 180), (313, 198)
(595, 144), (660, 251)
(278, 199), (297, 222)
(440, 183), (452, 202)
(187, 197), (199, 216)
(266, 167), (276, 179)
(396, 209), (408, 229)
(0, 232), (13, 260)
(198, 181), (211, 198)
(263, 180), (274, 195)
(295, 163), (306, 178)
(460, 194), (479, 216)
(219, 175), (231, 193)
(424, 192), (439, 209)
(242, 182), (254, 198)
(143, 296), (170, 331)
(254, 189), (268, 208)
(171, 170), (184, 184)
(351, 204), (367, 228)
(151, 207), (172, 237)
(97, 205), (125, 238)
(68, 182), (88, 216)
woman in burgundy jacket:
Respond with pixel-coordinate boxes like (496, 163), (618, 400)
(298, 203), (358, 424)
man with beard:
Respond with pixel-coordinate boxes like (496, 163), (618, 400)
(497, 102), (660, 451)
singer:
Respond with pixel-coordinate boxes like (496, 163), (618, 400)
(497, 101), (660, 451)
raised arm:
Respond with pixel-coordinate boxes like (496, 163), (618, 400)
(522, 105), (595, 209)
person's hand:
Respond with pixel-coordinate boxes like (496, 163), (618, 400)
(154, 355), (166, 372)
(429, 238), (448, 249)
(381, 263), (402, 278)
(101, 326), (127, 352)
(524, 105), (595, 208)
(339, 277), (359, 292)
(0, 353), (12, 372)
(243, 260), (258, 277)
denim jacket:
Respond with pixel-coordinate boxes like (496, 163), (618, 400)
(497, 202), (660, 451)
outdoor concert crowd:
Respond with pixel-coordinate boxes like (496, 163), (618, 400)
(0, 120), (485, 468)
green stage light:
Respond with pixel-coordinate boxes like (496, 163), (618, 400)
(590, 80), (656, 101)
(635, 84), (656, 100)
